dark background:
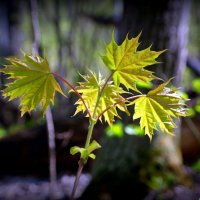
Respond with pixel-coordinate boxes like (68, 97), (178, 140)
(1, 0), (200, 199)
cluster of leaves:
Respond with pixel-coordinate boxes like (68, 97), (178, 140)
(74, 33), (187, 139)
(0, 33), (187, 142)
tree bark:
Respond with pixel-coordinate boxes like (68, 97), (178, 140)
(117, 0), (191, 183)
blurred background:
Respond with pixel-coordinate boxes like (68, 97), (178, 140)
(1, 0), (200, 199)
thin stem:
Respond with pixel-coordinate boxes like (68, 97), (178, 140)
(92, 71), (114, 118)
(70, 71), (114, 199)
(70, 159), (84, 200)
(126, 94), (145, 101)
(85, 120), (96, 148)
(100, 71), (115, 97)
(70, 119), (96, 200)
(52, 72), (92, 119)
(97, 94), (145, 120)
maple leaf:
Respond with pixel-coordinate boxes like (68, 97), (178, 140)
(0, 53), (64, 116)
(102, 32), (165, 93)
(132, 79), (187, 140)
(73, 71), (129, 125)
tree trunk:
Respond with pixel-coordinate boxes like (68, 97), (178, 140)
(30, 0), (58, 199)
(117, 0), (191, 183)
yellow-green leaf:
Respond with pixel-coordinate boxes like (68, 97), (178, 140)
(0, 52), (64, 116)
(102, 32), (165, 92)
(73, 71), (129, 125)
(132, 80), (187, 140)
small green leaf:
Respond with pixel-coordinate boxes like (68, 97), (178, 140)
(102, 32), (164, 92)
(70, 146), (83, 155)
(70, 140), (101, 161)
(73, 71), (129, 125)
(0, 52), (64, 116)
(89, 153), (96, 159)
(86, 140), (101, 153)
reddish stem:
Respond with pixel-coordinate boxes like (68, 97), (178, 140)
(97, 94), (145, 121)
(52, 72), (92, 119)
(70, 159), (84, 200)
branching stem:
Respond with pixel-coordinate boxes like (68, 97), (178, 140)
(97, 94), (145, 120)
(52, 72), (92, 119)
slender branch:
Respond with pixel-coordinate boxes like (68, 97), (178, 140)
(70, 71), (114, 199)
(52, 72), (92, 119)
(126, 94), (145, 101)
(92, 71), (114, 118)
(70, 159), (84, 200)
(92, 87), (100, 118)
(85, 120), (96, 148)
(100, 71), (115, 97)
(70, 119), (96, 200)
(97, 94), (145, 121)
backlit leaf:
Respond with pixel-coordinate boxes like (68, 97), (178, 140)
(73, 71), (129, 125)
(102, 32), (164, 92)
(132, 80), (187, 140)
(0, 52), (64, 116)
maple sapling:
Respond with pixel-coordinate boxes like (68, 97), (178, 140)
(0, 33), (188, 200)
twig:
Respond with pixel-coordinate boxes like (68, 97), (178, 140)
(97, 94), (144, 120)
(52, 72), (92, 119)
(70, 159), (84, 200)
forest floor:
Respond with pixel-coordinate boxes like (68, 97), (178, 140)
(0, 173), (91, 200)
(144, 166), (200, 200)
(0, 167), (199, 200)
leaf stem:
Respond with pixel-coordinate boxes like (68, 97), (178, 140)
(100, 71), (115, 97)
(52, 72), (92, 119)
(97, 94), (145, 120)
(92, 71), (114, 119)
(85, 119), (96, 148)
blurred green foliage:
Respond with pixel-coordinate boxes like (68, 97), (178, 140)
(20, 0), (114, 84)
(0, 127), (7, 138)
(192, 78), (200, 93)
(105, 121), (145, 138)
(192, 159), (200, 172)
